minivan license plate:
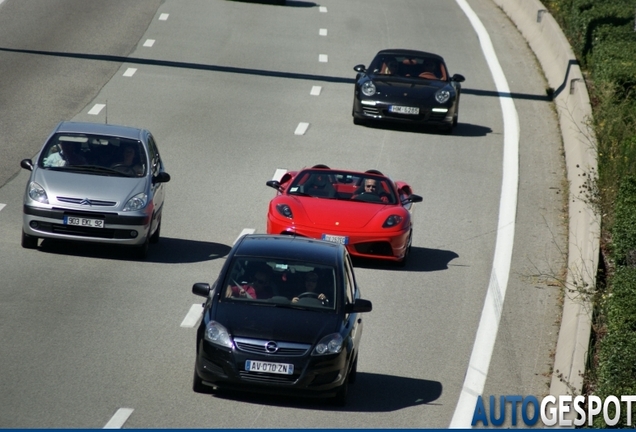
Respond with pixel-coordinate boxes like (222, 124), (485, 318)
(245, 360), (293, 375)
(64, 216), (104, 228)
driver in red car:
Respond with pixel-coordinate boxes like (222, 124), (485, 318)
(352, 178), (389, 203)
(292, 272), (329, 304)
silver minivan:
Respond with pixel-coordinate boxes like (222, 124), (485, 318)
(20, 121), (170, 259)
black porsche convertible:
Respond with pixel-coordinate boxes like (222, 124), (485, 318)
(352, 49), (465, 133)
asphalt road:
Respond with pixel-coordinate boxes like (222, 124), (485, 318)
(0, 0), (565, 428)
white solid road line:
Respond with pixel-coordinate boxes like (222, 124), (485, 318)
(294, 122), (309, 135)
(123, 68), (137, 77)
(103, 408), (134, 429)
(449, 0), (520, 428)
(180, 304), (204, 328)
(159, 13), (169, 21)
(143, 39), (155, 47)
(88, 104), (105, 115)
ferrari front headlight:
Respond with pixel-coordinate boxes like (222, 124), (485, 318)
(382, 215), (404, 228)
(276, 203), (293, 218)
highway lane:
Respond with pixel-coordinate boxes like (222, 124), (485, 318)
(0, 0), (565, 428)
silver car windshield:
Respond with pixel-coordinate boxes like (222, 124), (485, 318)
(39, 133), (147, 177)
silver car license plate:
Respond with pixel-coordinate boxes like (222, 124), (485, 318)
(64, 216), (105, 228)
(245, 360), (294, 375)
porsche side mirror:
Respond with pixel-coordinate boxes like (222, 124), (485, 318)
(353, 64), (366, 73)
(20, 159), (34, 171)
(451, 74), (466, 83)
(266, 180), (281, 191)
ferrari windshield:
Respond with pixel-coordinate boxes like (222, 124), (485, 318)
(287, 169), (397, 204)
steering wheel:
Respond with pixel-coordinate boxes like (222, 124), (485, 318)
(354, 192), (383, 203)
(297, 292), (320, 299)
(111, 164), (135, 175)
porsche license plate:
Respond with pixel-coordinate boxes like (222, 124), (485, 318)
(389, 105), (419, 115)
(322, 234), (349, 245)
(245, 360), (294, 375)
(63, 216), (104, 228)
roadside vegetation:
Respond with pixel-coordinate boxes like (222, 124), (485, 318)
(542, 0), (636, 427)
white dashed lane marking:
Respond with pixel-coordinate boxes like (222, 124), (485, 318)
(88, 104), (105, 115)
(319, 6), (327, 12)
(319, 54), (328, 63)
(180, 304), (204, 328)
(319, 28), (327, 36)
(123, 68), (137, 77)
(310, 86), (322, 96)
(294, 122), (309, 135)
(273, 169), (287, 181)
(0, 204), (6, 212)
(159, 13), (169, 20)
(103, 408), (134, 429)
(143, 39), (155, 47)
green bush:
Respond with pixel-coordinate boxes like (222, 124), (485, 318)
(610, 176), (636, 265)
(594, 267), (636, 428)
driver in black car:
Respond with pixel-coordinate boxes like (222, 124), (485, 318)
(292, 272), (329, 304)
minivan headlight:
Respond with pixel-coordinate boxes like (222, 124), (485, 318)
(312, 333), (343, 356)
(204, 321), (233, 349)
(123, 192), (147, 211)
(28, 182), (49, 204)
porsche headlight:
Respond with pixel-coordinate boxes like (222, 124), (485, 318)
(361, 81), (377, 97)
(435, 89), (451, 104)
(123, 192), (147, 212)
(382, 215), (404, 228)
(204, 321), (233, 349)
(276, 203), (293, 219)
(312, 333), (343, 356)
(28, 182), (49, 204)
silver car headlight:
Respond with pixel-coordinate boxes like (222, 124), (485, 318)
(435, 89), (451, 104)
(28, 182), (49, 204)
(123, 192), (148, 212)
(312, 333), (343, 356)
(204, 320), (233, 349)
(361, 81), (377, 97)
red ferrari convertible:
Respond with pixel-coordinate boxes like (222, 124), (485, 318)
(266, 165), (423, 265)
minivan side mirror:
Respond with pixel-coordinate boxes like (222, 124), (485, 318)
(192, 282), (211, 297)
(346, 298), (372, 313)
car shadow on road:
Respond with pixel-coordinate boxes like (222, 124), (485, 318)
(352, 246), (458, 272)
(227, 0), (317, 6)
(208, 372), (442, 412)
(358, 121), (492, 137)
(37, 237), (231, 263)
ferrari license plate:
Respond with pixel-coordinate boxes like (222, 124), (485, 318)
(389, 105), (419, 115)
(63, 216), (104, 228)
(322, 234), (349, 245)
(245, 360), (294, 375)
